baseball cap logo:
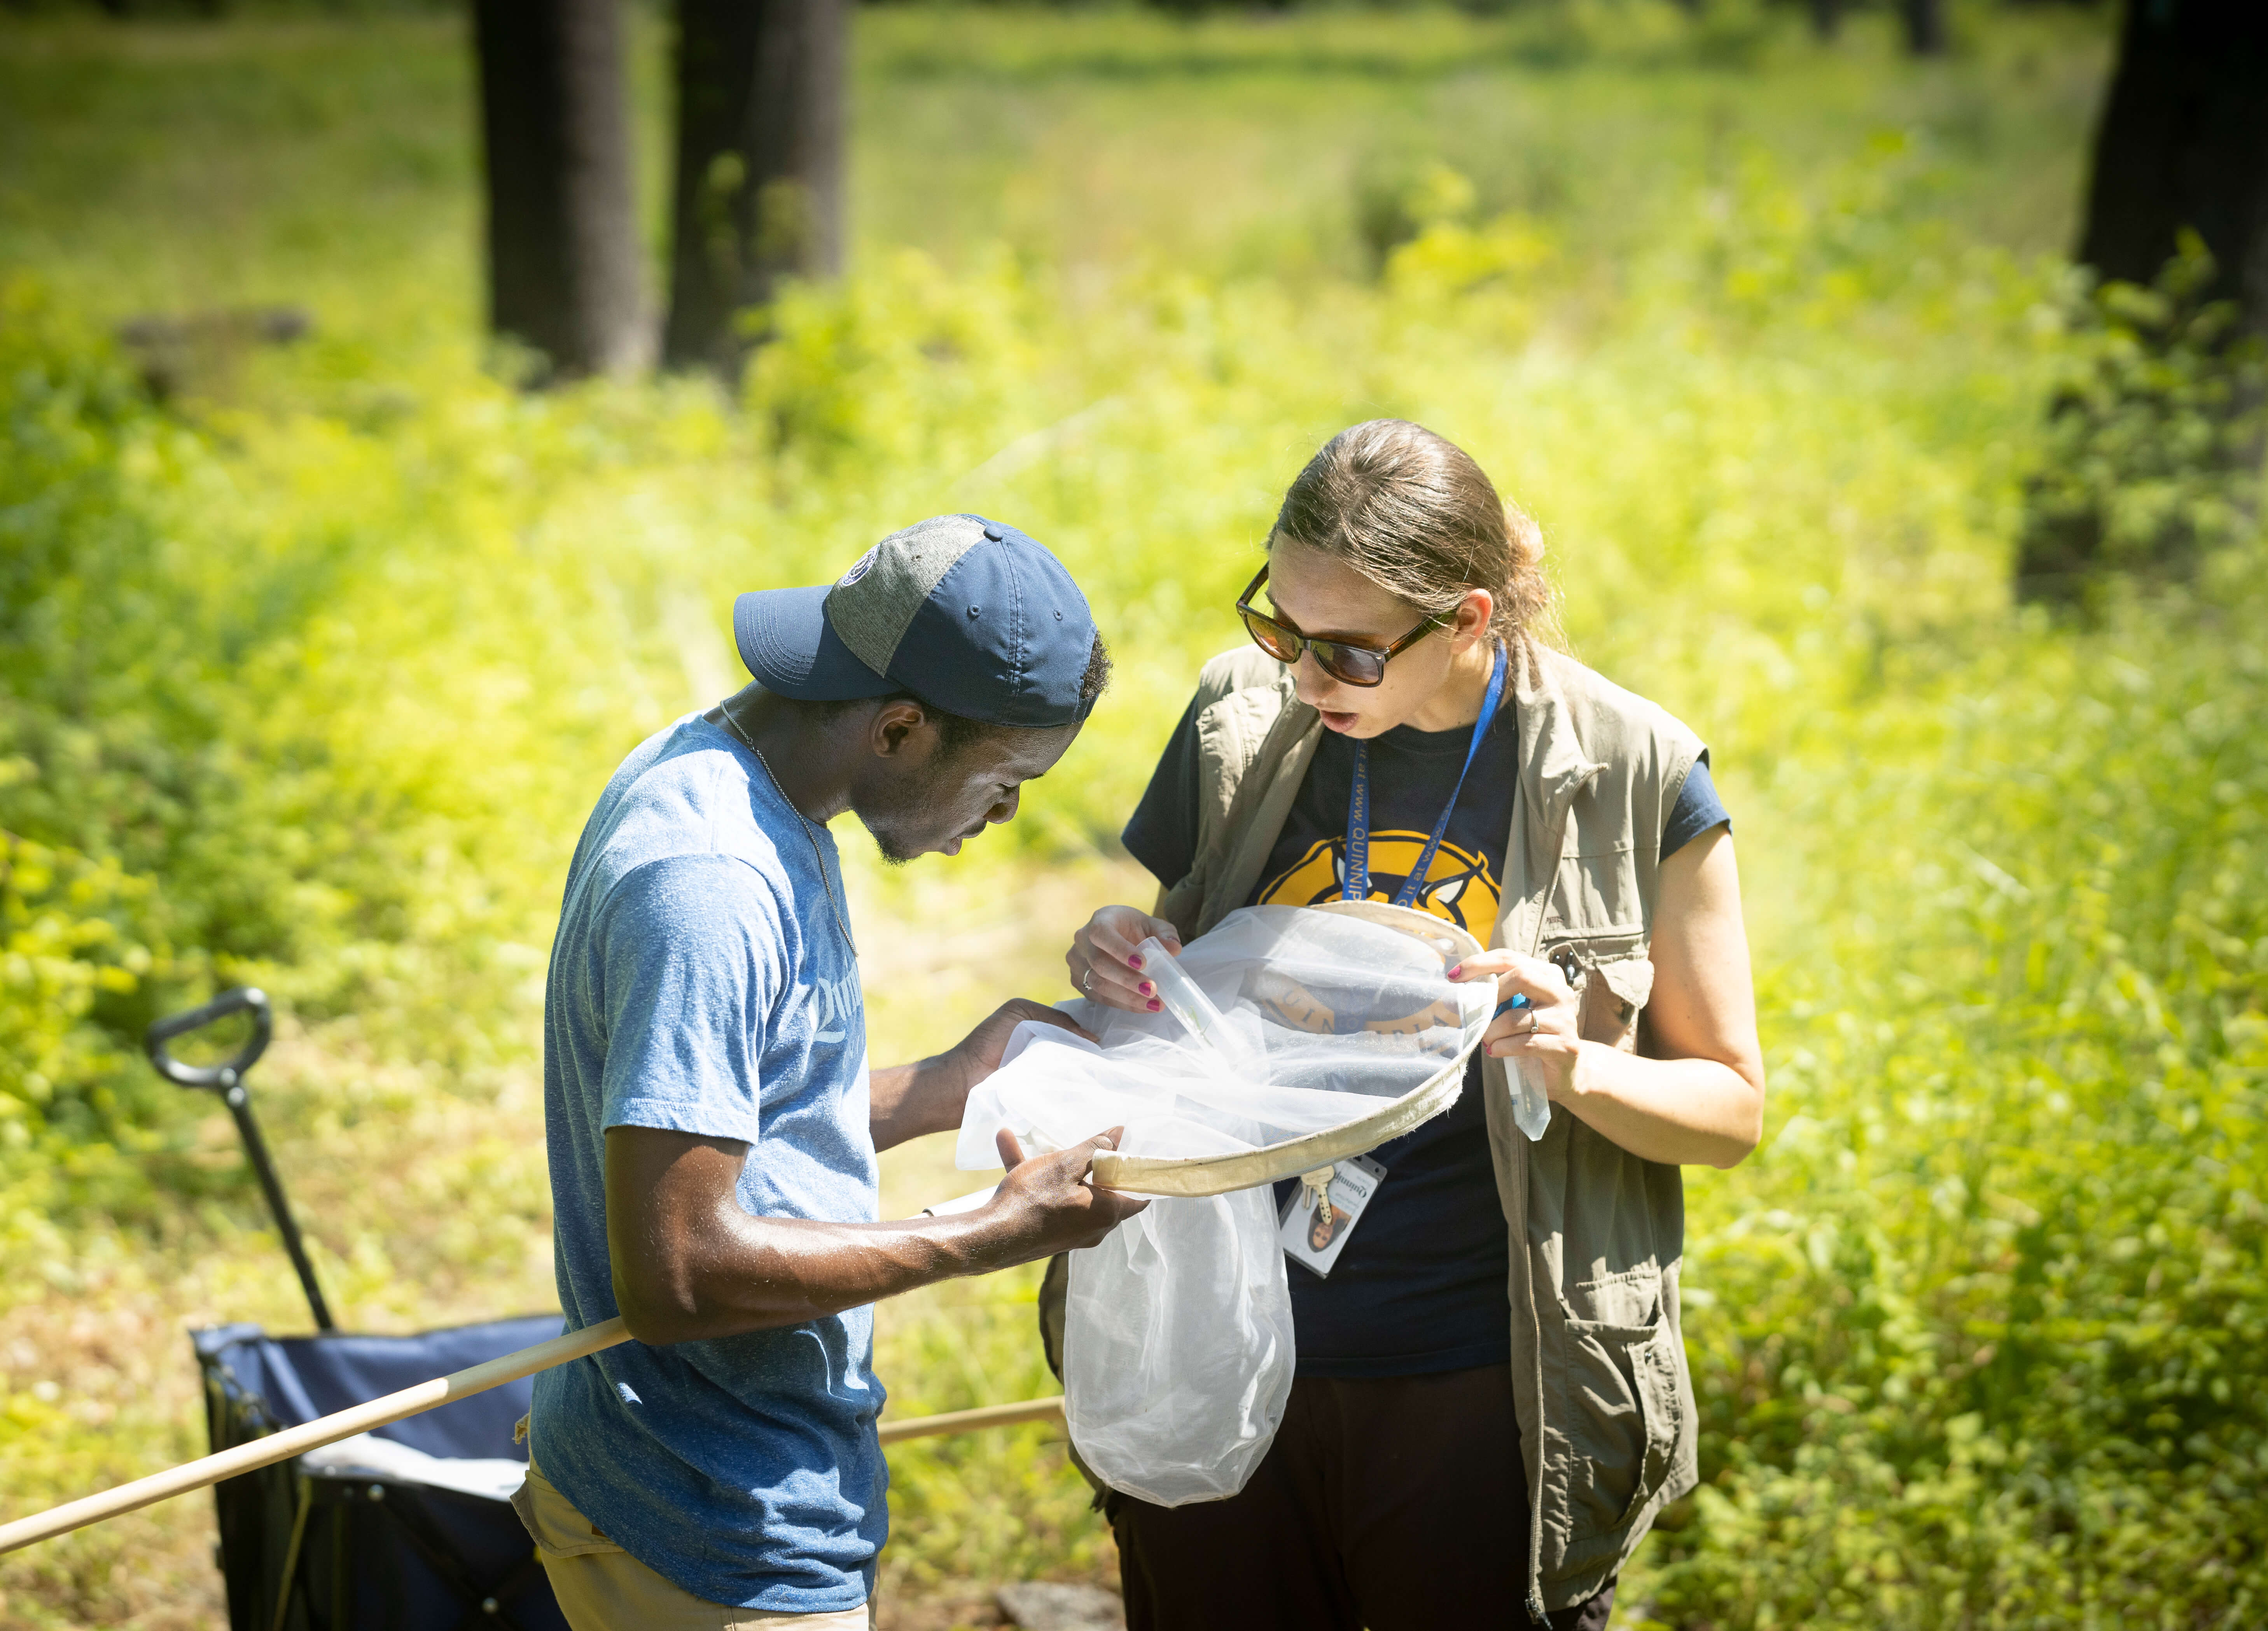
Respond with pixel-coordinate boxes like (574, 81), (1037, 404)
(837, 548), (879, 589)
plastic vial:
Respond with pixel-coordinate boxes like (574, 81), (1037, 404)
(1134, 938), (1268, 1081)
(1498, 992), (1552, 1141)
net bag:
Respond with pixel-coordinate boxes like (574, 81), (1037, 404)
(955, 902), (1490, 1505)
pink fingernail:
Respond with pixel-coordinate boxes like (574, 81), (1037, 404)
(1147, 999), (1163, 1012)
(1139, 981), (1155, 997)
(1128, 955), (1144, 970)
(1447, 963), (1463, 978)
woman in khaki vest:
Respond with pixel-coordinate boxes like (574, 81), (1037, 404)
(1061, 420), (1766, 1629)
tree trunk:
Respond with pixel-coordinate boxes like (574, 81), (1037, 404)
(1810, 0), (1843, 41)
(2017, 0), (2268, 599)
(473, 0), (648, 382)
(2077, 0), (2268, 331)
(1901, 0), (1948, 57)
(662, 0), (848, 378)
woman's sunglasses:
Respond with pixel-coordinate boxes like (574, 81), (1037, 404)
(1235, 564), (1448, 688)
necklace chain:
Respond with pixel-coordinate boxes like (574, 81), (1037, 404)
(717, 707), (859, 957)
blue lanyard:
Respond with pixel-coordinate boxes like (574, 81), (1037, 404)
(1341, 642), (1508, 910)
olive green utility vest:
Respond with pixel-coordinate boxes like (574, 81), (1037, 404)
(1156, 638), (1705, 1617)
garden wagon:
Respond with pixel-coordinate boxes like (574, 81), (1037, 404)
(149, 986), (571, 1631)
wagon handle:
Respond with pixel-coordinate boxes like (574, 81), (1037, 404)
(145, 987), (335, 1332)
(147, 984), (273, 1087)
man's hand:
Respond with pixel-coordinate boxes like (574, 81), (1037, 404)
(981, 1126), (1149, 1259)
(869, 999), (1095, 1152)
(944, 999), (1095, 1092)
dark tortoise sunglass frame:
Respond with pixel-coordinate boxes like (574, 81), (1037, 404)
(1234, 563), (1452, 688)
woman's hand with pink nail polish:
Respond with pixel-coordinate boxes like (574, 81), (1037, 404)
(1065, 906), (1185, 1013)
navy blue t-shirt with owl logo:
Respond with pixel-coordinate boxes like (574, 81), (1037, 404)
(1122, 681), (1727, 1377)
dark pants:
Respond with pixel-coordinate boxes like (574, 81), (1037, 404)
(1107, 1365), (1614, 1631)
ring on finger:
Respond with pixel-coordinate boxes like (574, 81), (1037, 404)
(1527, 1013), (1542, 1035)
(1082, 968), (1096, 994)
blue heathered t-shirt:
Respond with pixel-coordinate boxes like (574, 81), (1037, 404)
(530, 711), (884, 1613)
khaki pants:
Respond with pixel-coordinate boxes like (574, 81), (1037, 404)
(512, 1456), (875, 1631)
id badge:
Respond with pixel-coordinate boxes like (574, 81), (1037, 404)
(1278, 1155), (1387, 1278)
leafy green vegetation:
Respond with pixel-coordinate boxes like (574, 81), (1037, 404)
(2017, 233), (2266, 599)
(3, 5), (2263, 1628)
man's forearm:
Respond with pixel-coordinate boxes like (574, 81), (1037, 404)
(869, 999), (1096, 1152)
(867, 1054), (967, 1152)
(613, 1198), (1028, 1346)
(606, 1123), (1142, 1348)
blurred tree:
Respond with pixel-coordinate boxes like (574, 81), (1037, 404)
(2017, 0), (2268, 598)
(1901, 0), (1948, 56)
(473, 0), (648, 382)
(1810, 0), (1843, 41)
(2077, 0), (2268, 332)
(662, 0), (847, 378)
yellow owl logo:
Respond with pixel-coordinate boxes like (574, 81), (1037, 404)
(1257, 833), (1501, 936)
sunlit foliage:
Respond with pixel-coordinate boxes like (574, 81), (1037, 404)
(2, 6), (2262, 1627)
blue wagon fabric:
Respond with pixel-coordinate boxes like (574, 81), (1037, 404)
(193, 1315), (570, 1631)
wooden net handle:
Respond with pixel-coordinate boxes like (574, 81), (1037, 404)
(0, 1317), (631, 1556)
(0, 1314), (1068, 1556)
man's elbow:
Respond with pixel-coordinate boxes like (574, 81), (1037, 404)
(612, 1258), (801, 1344)
(612, 1263), (704, 1346)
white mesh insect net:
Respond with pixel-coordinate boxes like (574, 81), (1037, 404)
(954, 902), (1492, 1506)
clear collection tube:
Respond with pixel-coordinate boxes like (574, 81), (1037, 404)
(1511, 1057), (1552, 1141)
(1135, 937), (1269, 1081)
(1498, 993), (1552, 1140)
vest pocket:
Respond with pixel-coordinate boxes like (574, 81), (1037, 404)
(1551, 843), (1643, 938)
(1551, 1283), (1684, 1544)
(1540, 933), (1654, 1051)
(1581, 950), (1654, 1051)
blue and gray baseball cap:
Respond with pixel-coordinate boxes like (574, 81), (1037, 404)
(733, 514), (1100, 728)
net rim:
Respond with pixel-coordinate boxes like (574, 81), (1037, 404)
(1088, 901), (1487, 1199)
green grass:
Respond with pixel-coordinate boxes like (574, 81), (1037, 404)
(5, 4), (2265, 1628)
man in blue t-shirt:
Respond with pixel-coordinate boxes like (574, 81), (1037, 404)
(518, 515), (1146, 1629)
